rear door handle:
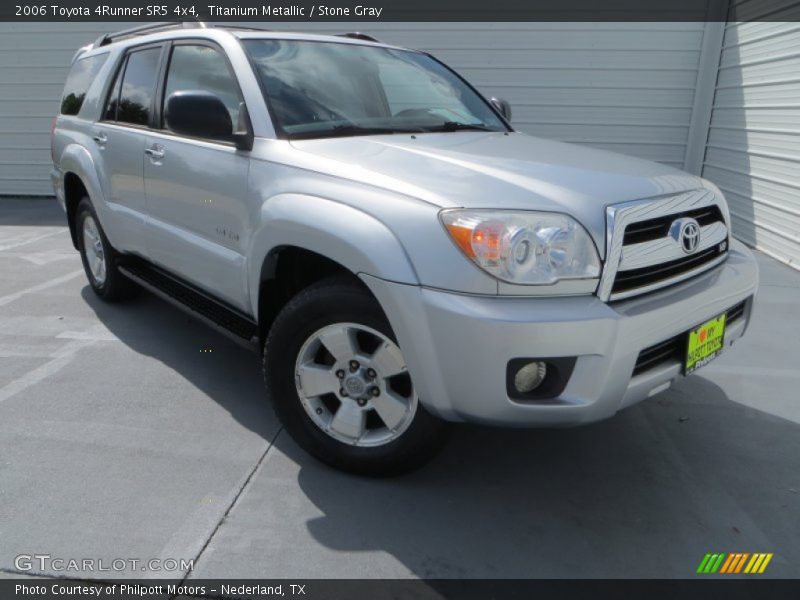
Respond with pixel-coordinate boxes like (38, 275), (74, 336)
(144, 145), (165, 160)
(92, 132), (107, 144)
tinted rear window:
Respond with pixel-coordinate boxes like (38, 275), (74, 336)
(115, 47), (161, 126)
(60, 54), (108, 115)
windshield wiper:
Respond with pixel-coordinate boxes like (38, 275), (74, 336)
(289, 124), (423, 140)
(427, 121), (495, 132)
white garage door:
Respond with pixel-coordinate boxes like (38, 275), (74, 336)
(0, 21), (706, 196)
(0, 23), (135, 195)
(702, 20), (800, 267)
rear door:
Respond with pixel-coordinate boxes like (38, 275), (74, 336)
(143, 41), (251, 311)
(93, 43), (164, 256)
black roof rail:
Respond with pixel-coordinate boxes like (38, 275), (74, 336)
(338, 32), (381, 43)
(94, 22), (205, 47)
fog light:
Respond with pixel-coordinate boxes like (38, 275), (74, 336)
(514, 361), (547, 393)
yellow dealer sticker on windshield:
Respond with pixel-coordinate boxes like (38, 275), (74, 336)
(686, 313), (727, 374)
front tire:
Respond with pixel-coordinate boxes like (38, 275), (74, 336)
(263, 277), (449, 476)
(76, 197), (136, 302)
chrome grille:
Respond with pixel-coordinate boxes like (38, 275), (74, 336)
(611, 245), (726, 295)
(622, 205), (724, 245)
(598, 190), (730, 302)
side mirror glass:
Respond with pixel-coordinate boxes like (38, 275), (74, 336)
(490, 97), (512, 123)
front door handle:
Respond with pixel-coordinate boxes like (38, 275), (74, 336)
(144, 145), (165, 160)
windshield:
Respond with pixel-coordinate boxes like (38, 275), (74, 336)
(243, 39), (509, 139)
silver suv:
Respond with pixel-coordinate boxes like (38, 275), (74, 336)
(51, 23), (759, 475)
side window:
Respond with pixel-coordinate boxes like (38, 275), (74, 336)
(115, 47), (161, 126)
(103, 59), (123, 121)
(163, 44), (242, 132)
(60, 54), (108, 115)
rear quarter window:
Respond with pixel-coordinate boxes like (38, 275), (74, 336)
(110, 47), (162, 126)
(60, 54), (108, 116)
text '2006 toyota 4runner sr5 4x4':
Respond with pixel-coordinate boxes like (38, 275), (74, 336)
(52, 23), (759, 475)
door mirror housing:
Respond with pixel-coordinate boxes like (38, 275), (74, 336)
(165, 91), (252, 150)
(490, 97), (512, 123)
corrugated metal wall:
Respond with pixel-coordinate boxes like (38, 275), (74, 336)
(0, 23), (132, 195)
(290, 23), (706, 169)
(703, 19), (800, 267)
(0, 21), (706, 195)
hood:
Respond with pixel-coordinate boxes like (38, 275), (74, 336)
(288, 131), (704, 245)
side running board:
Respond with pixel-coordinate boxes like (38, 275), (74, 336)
(118, 259), (259, 351)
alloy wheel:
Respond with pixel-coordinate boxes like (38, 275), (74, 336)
(294, 322), (418, 447)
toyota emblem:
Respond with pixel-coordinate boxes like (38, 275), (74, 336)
(670, 217), (701, 254)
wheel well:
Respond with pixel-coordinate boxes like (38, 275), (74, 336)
(257, 247), (369, 342)
(63, 172), (88, 249)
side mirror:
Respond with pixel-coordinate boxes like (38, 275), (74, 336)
(490, 97), (512, 123)
(166, 91), (252, 150)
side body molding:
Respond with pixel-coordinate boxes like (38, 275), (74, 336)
(247, 193), (420, 317)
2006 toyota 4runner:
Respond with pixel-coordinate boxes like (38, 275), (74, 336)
(51, 23), (759, 475)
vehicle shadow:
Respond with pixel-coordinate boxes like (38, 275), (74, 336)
(79, 285), (277, 442)
(286, 375), (800, 579)
(0, 197), (66, 227)
(81, 284), (799, 580)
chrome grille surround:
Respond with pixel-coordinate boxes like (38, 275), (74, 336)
(598, 189), (730, 302)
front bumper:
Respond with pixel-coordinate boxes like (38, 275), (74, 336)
(362, 239), (759, 426)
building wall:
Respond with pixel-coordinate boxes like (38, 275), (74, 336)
(0, 21), (707, 195)
(702, 20), (800, 268)
(2, 19), (799, 269)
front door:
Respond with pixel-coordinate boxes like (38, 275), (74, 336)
(143, 42), (251, 312)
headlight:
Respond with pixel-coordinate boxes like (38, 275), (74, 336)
(440, 209), (601, 285)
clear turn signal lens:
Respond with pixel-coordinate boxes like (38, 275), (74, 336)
(441, 209), (601, 285)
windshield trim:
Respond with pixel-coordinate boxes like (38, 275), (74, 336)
(238, 38), (514, 141)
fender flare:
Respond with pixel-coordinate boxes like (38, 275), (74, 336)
(248, 194), (419, 316)
(59, 144), (110, 245)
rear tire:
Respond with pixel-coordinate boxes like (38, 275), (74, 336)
(263, 276), (449, 476)
(76, 197), (136, 302)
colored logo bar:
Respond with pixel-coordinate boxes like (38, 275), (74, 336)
(696, 552), (773, 574)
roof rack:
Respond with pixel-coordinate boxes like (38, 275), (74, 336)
(91, 23), (380, 50)
(338, 32), (381, 43)
(94, 21), (205, 47)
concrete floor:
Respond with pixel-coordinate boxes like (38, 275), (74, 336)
(0, 197), (798, 580)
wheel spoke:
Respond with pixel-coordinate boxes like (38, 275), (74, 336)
(95, 256), (102, 275)
(318, 326), (358, 362)
(370, 342), (406, 378)
(371, 390), (408, 430)
(297, 363), (335, 398)
(329, 401), (365, 440)
(82, 217), (107, 285)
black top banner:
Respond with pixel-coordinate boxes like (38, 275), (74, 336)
(3, 0), (800, 22)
